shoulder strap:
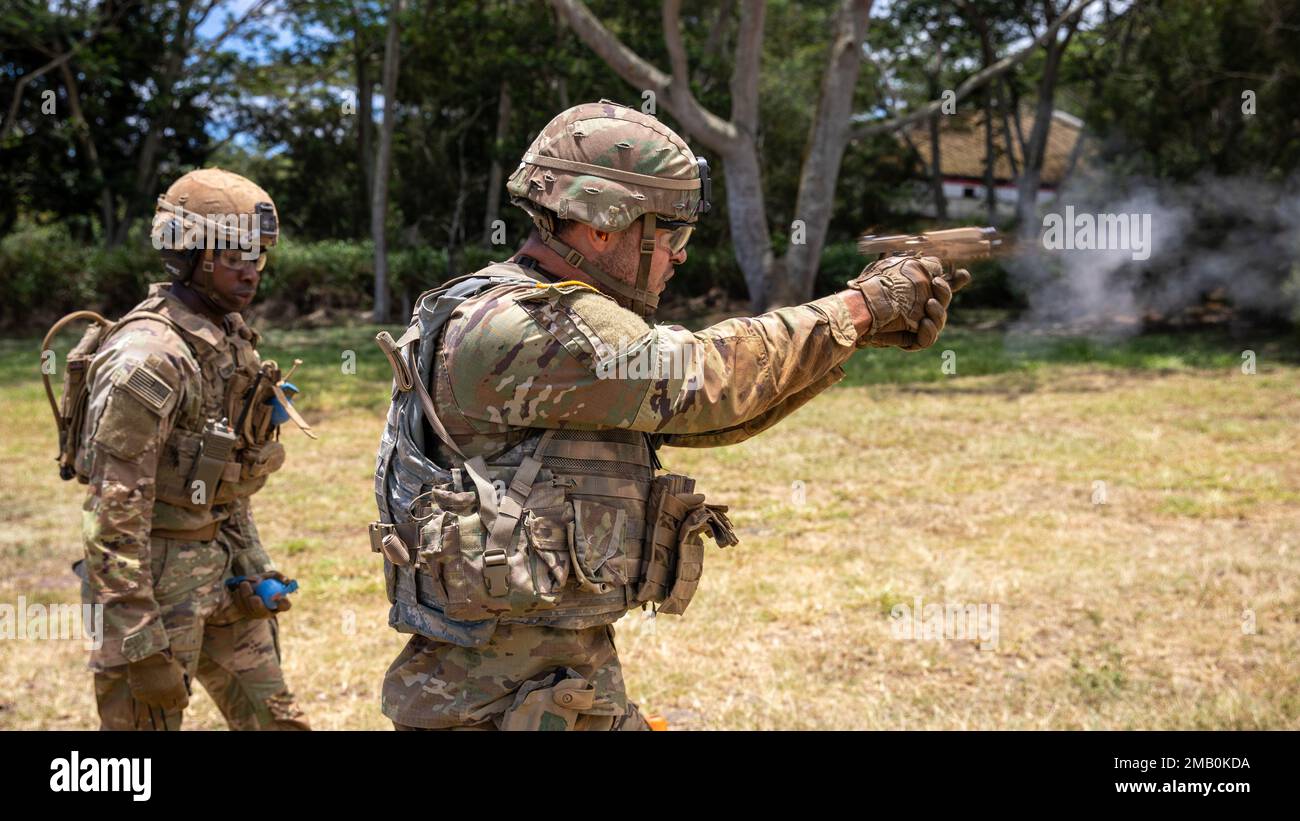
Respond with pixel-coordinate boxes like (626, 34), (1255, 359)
(472, 428), (555, 597)
(398, 271), (557, 566)
(405, 265), (543, 324)
(376, 269), (542, 392)
(99, 309), (200, 375)
(41, 306), (183, 436)
(399, 267), (541, 457)
(408, 337), (462, 458)
(101, 308), (185, 347)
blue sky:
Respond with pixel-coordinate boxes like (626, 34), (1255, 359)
(196, 0), (301, 61)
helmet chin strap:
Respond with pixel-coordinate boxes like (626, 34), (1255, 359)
(186, 250), (239, 316)
(534, 213), (660, 317)
(633, 213), (656, 317)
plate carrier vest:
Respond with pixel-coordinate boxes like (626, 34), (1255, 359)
(370, 264), (736, 647)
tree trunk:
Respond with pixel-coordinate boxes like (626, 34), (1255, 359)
(925, 51), (947, 220)
(59, 60), (116, 242)
(1059, 128), (1087, 194)
(982, 92), (997, 220)
(371, 0), (403, 323)
(1015, 28), (1070, 239)
(777, 0), (874, 306)
(1, 3), (117, 143)
(357, 43), (374, 235)
(3, 49), (77, 140)
(551, 7), (571, 109)
(482, 80), (511, 245)
(999, 80), (1021, 179)
(724, 143), (777, 311)
(551, 0), (874, 311)
(973, 22), (998, 220)
(448, 125), (470, 278)
(113, 0), (195, 248)
(550, 0), (765, 307)
(928, 110), (947, 219)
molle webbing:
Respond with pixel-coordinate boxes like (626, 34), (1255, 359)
(405, 286), (657, 615)
(371, 268), (723, 641)
(512, 427), (652, 619)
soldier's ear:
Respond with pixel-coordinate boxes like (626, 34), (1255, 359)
(589, 227), (612, 249)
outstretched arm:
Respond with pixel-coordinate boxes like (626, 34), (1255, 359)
(443, 284), (871, 438)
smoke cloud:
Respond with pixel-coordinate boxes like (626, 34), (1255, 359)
(1006, 171), (1300, 337)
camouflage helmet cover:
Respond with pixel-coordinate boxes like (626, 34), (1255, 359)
(507, 100), (708, 316)
(507, 100), (705, 233)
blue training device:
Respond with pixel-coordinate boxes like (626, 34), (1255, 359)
(226, 576), (299, 610)
(265, 382), (300, 426)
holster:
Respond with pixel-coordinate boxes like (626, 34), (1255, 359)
(498, 670), (617, 731)
(636, 474), (737, 615)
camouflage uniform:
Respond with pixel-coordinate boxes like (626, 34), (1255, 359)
(379, 270), (859, 729)
(77, 282), (308, 730)
(376, 101), (954, 731)
(379, 110), (859, 732)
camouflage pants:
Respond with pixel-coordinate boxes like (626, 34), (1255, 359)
(382, 622), (648, 730)
(83, 535), (309, 731)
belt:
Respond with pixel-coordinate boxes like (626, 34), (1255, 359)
(152, 522), (220, 542)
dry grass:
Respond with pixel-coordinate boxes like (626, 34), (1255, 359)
(1, 325), (1297, 729)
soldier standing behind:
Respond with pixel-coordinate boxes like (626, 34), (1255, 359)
(372, 101), (968, 730)
(69, 168), (310, 730)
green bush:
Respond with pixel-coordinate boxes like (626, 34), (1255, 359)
(391, 245), (446, 296)
(814, 241), (864, 296)
(263, 238), (375, 310)
(673, 244), (746, 299)
(86, 240), (155, 314)
(263, 241), (515, 312)
(0, 223), (85, 325)
(0, 222), (155, 327)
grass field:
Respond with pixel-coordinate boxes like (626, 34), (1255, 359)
(2, 317), (1297, 729)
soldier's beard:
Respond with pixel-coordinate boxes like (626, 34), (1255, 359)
(597, 227), (667, 296)
(550, 224), (664, 315)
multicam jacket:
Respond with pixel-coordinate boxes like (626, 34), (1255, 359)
(433, 262), (860, 454)
(79, 283), (282, 667)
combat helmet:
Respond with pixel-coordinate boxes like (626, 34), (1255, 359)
(149, 167), (279, 301)
(507, 100), (711, 316)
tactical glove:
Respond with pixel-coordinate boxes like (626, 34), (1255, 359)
(848, 254), (971, 351)
(230, 570), (294, 618)
(127, 651), (190, 711)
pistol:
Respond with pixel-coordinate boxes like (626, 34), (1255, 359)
(858, 226), (1005, 264)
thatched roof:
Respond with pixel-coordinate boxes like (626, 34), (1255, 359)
(903, 106), (1084, 187)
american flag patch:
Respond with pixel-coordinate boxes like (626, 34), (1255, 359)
(122, 361), (173, 411)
